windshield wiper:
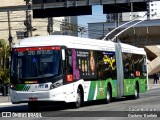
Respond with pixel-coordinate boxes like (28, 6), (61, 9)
(38, 73), (55, 78)
(19, 74), (55, 80)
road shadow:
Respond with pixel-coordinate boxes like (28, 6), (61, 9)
(30, 97), (138, 112)
(0, 104), (29, 112)
(0, 103), (77, 112)
(0, 97), (139, 112)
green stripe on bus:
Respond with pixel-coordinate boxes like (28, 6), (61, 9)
(16, 84), (26, 91)
(16, 84), (31, 91)
(88, 81), (96, 101)
(87, 78), (117, 101)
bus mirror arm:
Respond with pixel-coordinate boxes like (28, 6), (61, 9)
(62, 49), (65, 60)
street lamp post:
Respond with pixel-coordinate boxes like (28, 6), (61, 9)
(25, 0), (32, 37)
(7, 11), (12, 81)
(7, 11), (12, 54)
(7, 11), (13, 46)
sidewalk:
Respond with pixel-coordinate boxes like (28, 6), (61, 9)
(148, 78), (160, 90)
(0, 93), (12, 106)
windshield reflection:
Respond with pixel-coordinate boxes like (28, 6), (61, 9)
(12, 49), (61, 81)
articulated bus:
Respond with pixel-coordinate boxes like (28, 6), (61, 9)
(10, 35), (147, 110)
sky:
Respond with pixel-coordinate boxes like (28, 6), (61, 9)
(78, 5), (106, 37)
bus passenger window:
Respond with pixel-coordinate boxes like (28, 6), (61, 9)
(66, 64), (73, 74)
(97, 51), (117, 80)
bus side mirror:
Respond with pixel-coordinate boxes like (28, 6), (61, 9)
(62, 49), (65, 60)
(6, 58), (10, 69)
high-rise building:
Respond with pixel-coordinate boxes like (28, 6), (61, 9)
(59, 16), (78, 36)
(106, 1), (160, 22)
(147, 1), (160, 20)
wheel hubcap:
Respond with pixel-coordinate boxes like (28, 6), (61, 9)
(107, 91), (110, 101)
(135, 89), (138, 97)
(76, 92), (81, 106)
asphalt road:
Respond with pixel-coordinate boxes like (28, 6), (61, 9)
(0, 88), (160, 120)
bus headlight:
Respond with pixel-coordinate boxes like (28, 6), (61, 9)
(10, 84), (16, 90)
(50, 79), (63, 89)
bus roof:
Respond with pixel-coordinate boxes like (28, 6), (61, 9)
(13, 35), (146, 55)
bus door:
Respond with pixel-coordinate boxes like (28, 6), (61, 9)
(115, 43), (124, 98)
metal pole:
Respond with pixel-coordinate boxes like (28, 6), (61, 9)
(7, 11), (12, 81)
(116, 13), (119, 42)
(103, 23), (105, 37)
(7, 11), (12, 42)
(26, 1), (29, 37)
(111, 19), (146, 41)
(102, 14), (147, 41)
(26, 0), (32, 37)
(47, 17), (53, 35)
(30, 14), (32, 37)
(131, 2), (133, 18)
(8, 86), (10, 101)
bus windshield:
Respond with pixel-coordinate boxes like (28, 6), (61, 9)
(11, 46), (61, 83)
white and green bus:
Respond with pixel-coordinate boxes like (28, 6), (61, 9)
(10, 35), (147, 110)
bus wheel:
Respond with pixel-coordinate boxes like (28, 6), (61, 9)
(28, 102), (39, 111)
(74, 88), (82, 108)
(106, 86), (111, 104)
(134, 84), (139, 99)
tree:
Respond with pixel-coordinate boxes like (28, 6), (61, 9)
(0, 39), (10, 84)
(78, 27), (86, 37)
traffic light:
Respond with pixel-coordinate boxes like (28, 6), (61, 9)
(47, 18), (53, 34)
(24, 13), (32, 37)
(24, 14), (32, 30)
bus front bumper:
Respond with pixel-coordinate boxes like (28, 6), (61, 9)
(10, 88), (77, 104)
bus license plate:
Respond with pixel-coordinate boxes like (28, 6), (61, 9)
(29, 97), (38, 101)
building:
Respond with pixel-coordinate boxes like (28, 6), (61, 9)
(107, 1), (160, 22)
(0, 0), (78, 44)
(89, 1), (160, 39)
(57, 16), (78, 36)
(148, 1), (160, 20)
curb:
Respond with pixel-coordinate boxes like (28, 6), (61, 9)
(0, 102), (12, 106)
(148, 84), (160, 90)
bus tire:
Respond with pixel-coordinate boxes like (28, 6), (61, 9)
(134, 84), (139, 99)
(106, 86), (111, 104)
(28, 102), (39, 111)
(73, 88), (82, 108)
